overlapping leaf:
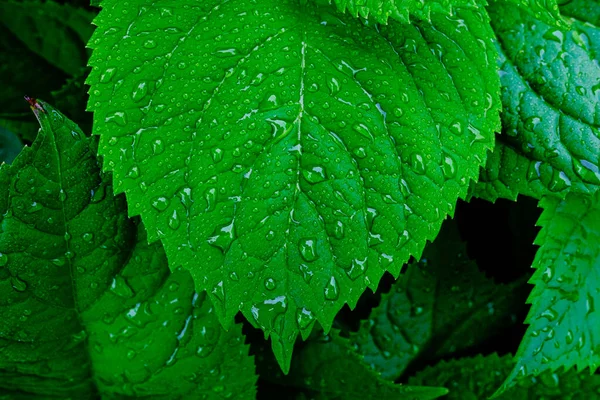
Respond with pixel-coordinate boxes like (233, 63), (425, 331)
(494, 191), (600, 394)
(0, 101), (256, 399)
(258, 329), (448, 400)
(472, 0), (600, 202)
(87, 0), (500, 370)
(350, 221), (527, 379)
(410, 353), (600, 399)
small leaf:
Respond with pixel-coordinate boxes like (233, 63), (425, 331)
(410, 353), (600, 399)
(496, 191), (600, 394)
(472, 0), (600, 202)
(0, 100), (257, 398)
(258, 329), (448, 400)
(87, 0), (500, 370)
(350, 221), (528, 380)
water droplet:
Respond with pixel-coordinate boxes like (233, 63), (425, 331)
(152, 139), (165, 155)
(410, 153), (426, 175)
(207, 220), (235, 253)
(212, 148), (223, 163)
(540, 307), (558, 321)
(264, 278), (276, 291)
(324, 276), (339, 300)
(212, 281), (225, 303)
(105, 111), (127, 126)
(573, 159), (600, 185)
(302, 166), (327, 184)
(441, 153), (457, 178)
(393, 107), (404, 118)
(168, 210), (181, 230)
(132, 81), (148, 102)
(296, 308), (314, 330)
(109, 276), (134, 298)
(82, 233), (94, 242)
(204, 187), (216, 212)
(353, 147), (367, 159)
(250, 296), (288, 332)
(143, 39), (157, 49)
(11, 276), (27, 292)
(352, 123), (373, 141)
(333, 221), (344, 239)
(327, 76), (340, 95)
(58, 189), (67, 202)
(548, 170), (571, 192)
(298, 238), (318, 262)
(0, 253), (7, 267)
(299, 264), (313, 283)
(151, 196), (170, 211)
(346, 258), (367, 280)
(100, 67), (116, 83)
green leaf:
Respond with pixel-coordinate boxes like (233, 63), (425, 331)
(409, 353), (600, 399)
(87, 0), (500, 370)
(350, 221), (528, 380)
(495, 191), (600, 394)
(0, 100), (257, 399)
(319, 0), (479, 24)
(0, 0), (95, 76)
(258, 329), (448, 400)
(471, 0), (600, 202)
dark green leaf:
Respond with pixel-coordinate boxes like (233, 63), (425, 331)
(409, 353), (600, 399)
(0, 101), (256, 399)
(495, 191), (600, 394)
(259, 329), (448, 400)
(472, 0), (600, 201)
(0, 126), (24, 164)
(350, 221), (528, 380)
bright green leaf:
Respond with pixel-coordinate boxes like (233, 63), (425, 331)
(87, 0), (500, 370)
(472, 0), (600, 202)
(495, 191), (600, 394)
(258, 329), (448, 400)
(409, 353), (600, 399)
(350, 221), (528, 380)
(320, 0), (479, 24)
(0, 101), (257, 399)
(0, 0), (95, 76)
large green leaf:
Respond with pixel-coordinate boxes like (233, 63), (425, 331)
(409, 353), (600, 399)
(0, 100), (256, 399)
(350, 221), (528, 380)
(87, 0), (500, 370)
(494, 191), (600, 394)
(472, 0), (600, 202)
(258, 329), (448, 400)
(0, 0), (95, 76)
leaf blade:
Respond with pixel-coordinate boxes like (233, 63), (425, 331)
(87, 0), (501, 370)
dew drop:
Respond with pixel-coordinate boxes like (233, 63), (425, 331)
(100, 67), (116, 83)
(151, 196), (170, 211)
(296, 307), (314, 330)
(302, 166), (327, 184)
(298, 238), (318, 262)
(324, 276), (339, 300)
